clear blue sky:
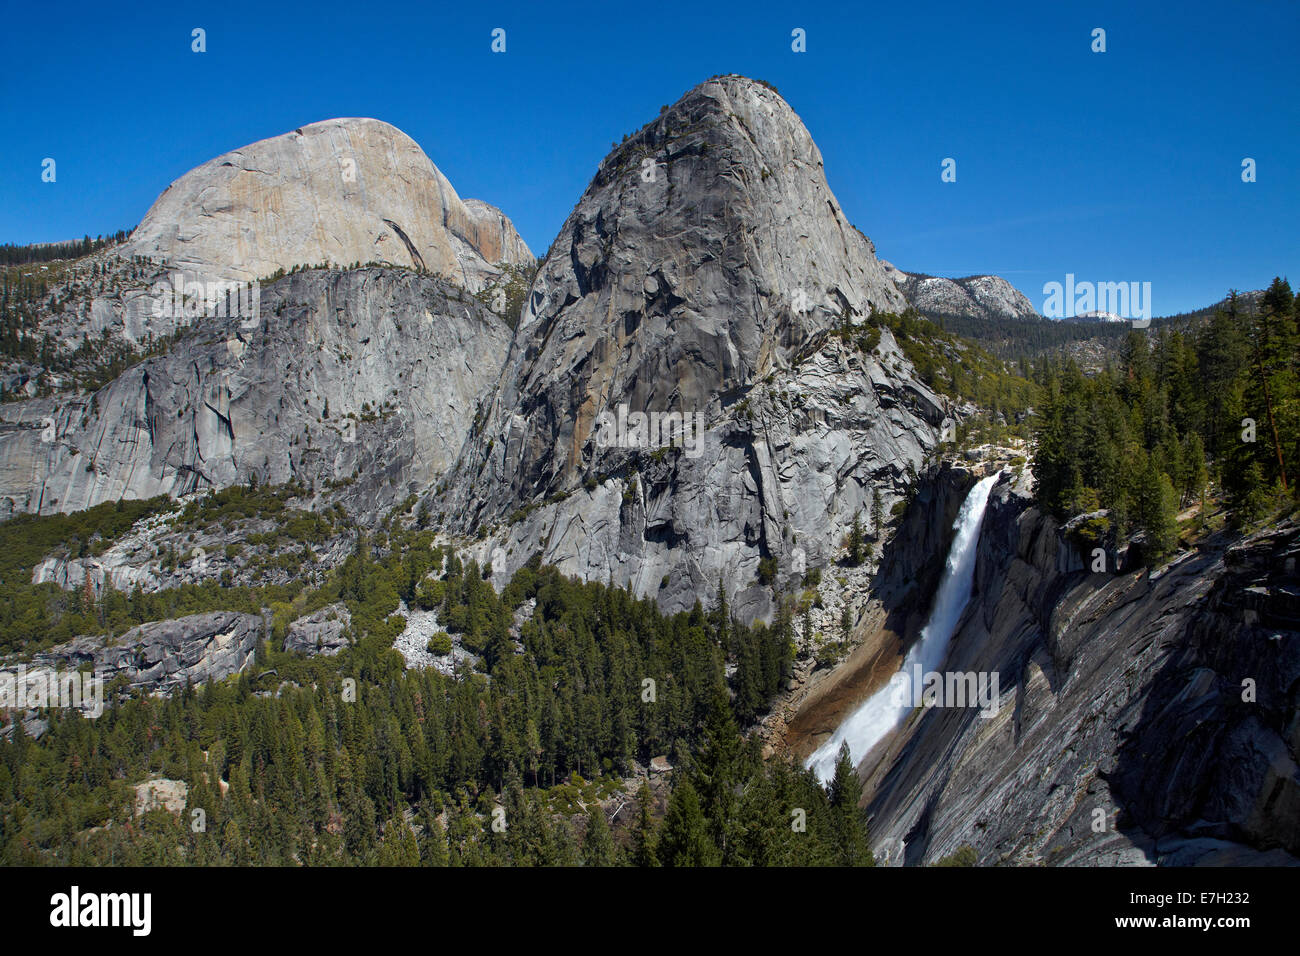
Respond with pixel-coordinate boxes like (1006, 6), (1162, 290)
(1, 0), (1295, 315)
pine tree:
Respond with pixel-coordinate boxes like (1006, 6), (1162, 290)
(692, 687), (741, 858)
(1245, 284), (1292, 492)
(848, 513), (864, 566)
(656, 779), (720, 867)
(1182, 432), (1208, 508)
(581, 804), (617, 867)
(377, 810), (420, 866)
(827, 743), (873, 866)
(1136, 460), (1179, 560)
(419, 805), (448, 866)
(1232, 459), (1272, 523)
(630, 780), (658, 867)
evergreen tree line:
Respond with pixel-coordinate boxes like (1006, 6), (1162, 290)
(929, 309), (1132, 362)
(0, 544), (825, 865)
(1031, 279), (1299, 555)
(0, 232), (130, 267)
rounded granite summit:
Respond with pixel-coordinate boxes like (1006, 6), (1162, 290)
(124, 117), (531, 287)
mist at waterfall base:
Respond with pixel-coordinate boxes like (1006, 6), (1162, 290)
(806, 473), (1000, 785)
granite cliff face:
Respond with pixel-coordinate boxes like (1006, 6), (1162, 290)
(861, 473), (1300, 866)
(0, 611), (263, 730)
(1, 117), (536, 517)
(883, 261), (1040, 322)
(0, 268), (509, 516)
(124, 118), (532, 288)
(0, 118), (531, 391)
(441, 75), (945, 621)
(0, 78), (952, 622)
(1, 79), (948, 625)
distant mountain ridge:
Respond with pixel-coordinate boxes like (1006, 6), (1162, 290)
(882, 261), (1041, 322)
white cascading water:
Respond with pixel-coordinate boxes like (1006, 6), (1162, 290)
(807, 472), (1000, 784)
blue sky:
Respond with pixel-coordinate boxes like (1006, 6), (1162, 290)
(1, 0), (1295, 315)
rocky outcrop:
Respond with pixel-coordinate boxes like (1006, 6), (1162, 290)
(284, 604), (351, 657)
(863, 476), (1300, 866)
(780, 461), (991, 761)
(134, 778), (189, 817)
(124, 118), (532, 288)
(441, 75), (945, 622)
(0, 268), (510, 516)
(883, 261), (1040, 322)
(29, 611), (263, 695)
(1109, 527), (1300, 862)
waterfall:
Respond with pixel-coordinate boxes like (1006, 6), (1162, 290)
(806, 473), (1000, 784)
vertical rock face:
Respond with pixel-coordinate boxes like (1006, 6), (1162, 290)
(2, 116), (532, 518)
(462, 75), (908, 512)
(460, 199), (535, 270)
(124, 118), (532, 288)
(443, 76), (945, 621)
(0, 269), (510, 516)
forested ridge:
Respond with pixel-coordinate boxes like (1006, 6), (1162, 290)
(1032, 278), (1300, 557)
(0, 549), (877, 866)
(0, 232), (131, 267)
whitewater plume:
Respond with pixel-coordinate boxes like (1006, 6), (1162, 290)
(807, 473), (1000, 784)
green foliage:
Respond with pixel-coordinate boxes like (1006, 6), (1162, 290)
(655, 779), (719, 866)
(729, 612), (795, 726)
(932, 845), (978, 867)
(925, 308), (1133, 363)
(827, 743), (874, 866)
(1067, 514), (1112, 551)
(581, 803), (617, 866)
(871, 310), (1040, 418)
(0, 496), (172, 651)
(0, 518), (845, 866)
(847, 512), (865, 566)
(0, 232), (130, 266)
(1032, 284), (1299, 555)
